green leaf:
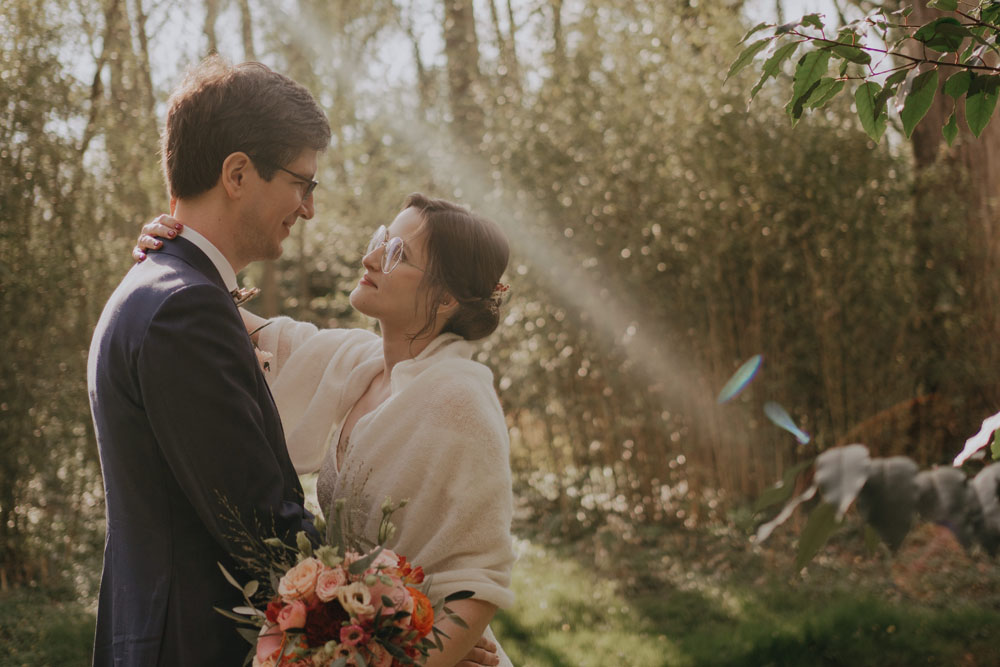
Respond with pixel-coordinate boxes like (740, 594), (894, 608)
(787, 79), (822, 122)
(740, 21), (771, 43)
(944, 70), (972, 100)
(806, 78), (846, 108)
(236, 626), (260, 646)
(243, 580), (259, 599)
(815, 443), (871, 519)
(982, 0), (1000, 26)
(901, 69), (939, 138)
(855, 81), (888, 141)
(218, 562), (244, 592)
(801, 13), (824, 30)
(753, 458), (815, 514)
(856, 457), (919, 551)
(791, 51), (832, 102)
(943, 111), (959, 145)
(213, 605), (252, 623)
(749, 41), (799, 103)
(795, 502), (840, 569)
(928, 0), (958, 10)
(347, 545), (384, 575)
(885, 69), (910, 87)
(970, 463), (1000, 555)
(727, 38), (771, 82)
(914, 18), (970, 53)
(966, 74), (1000, 137)
(830, 44), (872, 64)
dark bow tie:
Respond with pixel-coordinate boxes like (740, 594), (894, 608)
(230, 287), (260, 307)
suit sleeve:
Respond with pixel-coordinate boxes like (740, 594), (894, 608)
(136, 284), (316, 552)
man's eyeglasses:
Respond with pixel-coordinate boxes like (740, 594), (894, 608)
(247, 155), (318, 200)
(366, 225), (425, 274)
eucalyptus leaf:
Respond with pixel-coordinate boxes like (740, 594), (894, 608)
(348, 545), (384, 575)
(243, 580), (259, 599)
(795, 502), (839, 569)
(901, 69), (939, 138)
(218, 562), (244, 592)
(236, 626), (260, 646)
(815, 443), (871, 520)
(856, 457), (919, 551)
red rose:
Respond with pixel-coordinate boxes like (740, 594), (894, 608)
(265, 599), (283, 624)
(303, 599), (350, 648)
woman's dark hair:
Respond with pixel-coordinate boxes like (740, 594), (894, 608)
(404, 193), (510, 342)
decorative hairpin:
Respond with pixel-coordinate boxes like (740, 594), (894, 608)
(489, 282), (510, 313)
(230, 286), (260, 307)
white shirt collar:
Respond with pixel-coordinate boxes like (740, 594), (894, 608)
(179, 226), (238, 292)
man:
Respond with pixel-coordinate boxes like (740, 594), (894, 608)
(88, 57), (329, 665)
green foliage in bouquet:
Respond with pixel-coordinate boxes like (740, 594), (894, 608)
(728, 1), (1000, 142)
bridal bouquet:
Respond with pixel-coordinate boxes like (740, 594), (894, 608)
(217, 498), (471, 667)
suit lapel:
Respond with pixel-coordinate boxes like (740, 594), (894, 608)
(154, 236), (229, 293)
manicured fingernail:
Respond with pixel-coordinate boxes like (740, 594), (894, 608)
(167, 230), (175, 237)
(174, 223), (182, 230)
(138, 253), (146, 260)
(155, 240), (162, 247)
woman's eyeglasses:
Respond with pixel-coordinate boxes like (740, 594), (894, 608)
(366, 225), (424, 274)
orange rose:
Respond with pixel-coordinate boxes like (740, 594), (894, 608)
(407, 587), (433, 638)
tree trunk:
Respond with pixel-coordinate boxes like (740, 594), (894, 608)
(905, 1), (1000, 427)
(238, 0), (256, 60)
(203, 0), (220, 56)
(442, 0), (484, 142)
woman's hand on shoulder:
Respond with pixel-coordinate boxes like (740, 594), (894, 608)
(133, 215), (183, 262)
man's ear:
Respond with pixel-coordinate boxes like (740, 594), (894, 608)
(221, 152), (253, 199)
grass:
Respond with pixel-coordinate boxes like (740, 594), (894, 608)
(3, 523), (999, 666)
(492, 523), (1000, 667)
(0, 590), (95, 666)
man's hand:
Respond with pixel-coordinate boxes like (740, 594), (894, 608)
(457, 635), (500, 667)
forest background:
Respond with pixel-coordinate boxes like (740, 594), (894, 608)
(3, 0), (1000, 664)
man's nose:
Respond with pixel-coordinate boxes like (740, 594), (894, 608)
(297, 194), (315, 220)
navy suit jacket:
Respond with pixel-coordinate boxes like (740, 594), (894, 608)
(87, 236), (316, 666)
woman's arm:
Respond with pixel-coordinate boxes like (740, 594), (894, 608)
(425, 599), (498, 667)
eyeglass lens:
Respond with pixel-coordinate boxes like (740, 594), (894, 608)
(366, 225), (405, 273)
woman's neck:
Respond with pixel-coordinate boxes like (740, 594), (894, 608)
(378, 322), (441, 380)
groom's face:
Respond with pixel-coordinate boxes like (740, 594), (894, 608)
(238, 149), (319, 261)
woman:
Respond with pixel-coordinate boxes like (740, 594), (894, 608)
(136, 194), (515, 667)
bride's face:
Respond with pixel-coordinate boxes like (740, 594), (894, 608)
(349, 207), (436, 335)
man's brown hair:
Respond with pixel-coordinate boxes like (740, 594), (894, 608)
(162, 56), (331, 199)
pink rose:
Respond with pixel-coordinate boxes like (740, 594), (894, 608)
(368, 549), (399, 572)
(278, 557), (323, 603)
(277, 599), (308, 631)
(255, 622), (282, 666)
(315, 567), (347, 602)
(340, 624), (366, 648)
(368, 576), (412, 620)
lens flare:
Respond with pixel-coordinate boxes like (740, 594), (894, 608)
(716, 354), (763, 404)
(763, 401), (810, 445)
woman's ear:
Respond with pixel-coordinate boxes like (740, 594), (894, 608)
(221, 152), (252, 199)
(437, 293), (459, 319)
